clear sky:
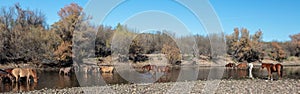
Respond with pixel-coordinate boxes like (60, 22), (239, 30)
(1, 0), (300, 42)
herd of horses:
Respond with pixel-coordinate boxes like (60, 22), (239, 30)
(225, 62), (283, 79)
(58, 64), (170, 76)
(0, 68), (38, 84)
(59, 66), (116, 75)
(0, 65), (116, 85)
(141, 65), (170, 73)
(0, 62), (284, 85)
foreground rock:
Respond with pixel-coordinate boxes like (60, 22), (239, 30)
(8, 79), (300, 94)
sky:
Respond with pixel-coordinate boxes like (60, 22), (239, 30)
(1, 0), (300, 42)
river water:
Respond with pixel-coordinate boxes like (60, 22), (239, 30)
(1, 66), (300, 92)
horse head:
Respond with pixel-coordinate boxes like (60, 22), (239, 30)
(30, 69), (38, 83)
(261, 63), (268, 69)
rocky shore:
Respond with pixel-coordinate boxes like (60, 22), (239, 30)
(8, 79), (300, 94)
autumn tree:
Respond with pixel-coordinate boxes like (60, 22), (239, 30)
(162, 43), (181, 64)
(288, 33), (300, 56)
(52, 3), (86, 66)
(160, 33), (182, 64)
(269, 42), (286, 61)
(226, 28), (263, 62)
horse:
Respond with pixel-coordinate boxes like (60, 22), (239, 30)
(141, 65), (157, 72)
(0, 69), (15, 83)
(4, 68), (13, 74)
(11, 68), (38, 83)
(100, 66), (114, 73)
(236, 63), (248, 69)
(82, 66), (92, 73)
(157, 66), (170, 73)
(225, 63), (236, 69)
(261, 63), (283, 80)
(91, 67), (101, 73)
(59, 67), (73, 75)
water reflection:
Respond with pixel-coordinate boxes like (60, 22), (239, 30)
(0, 66), (300, 93)
(224, 69), (248, 79)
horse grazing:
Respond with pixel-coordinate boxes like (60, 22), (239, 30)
(225, 63), (236, 69)
(236, 63), (248, 69)
(11, 68), (38, 83)
(59, 67), (73, 75)
(142, 65), (157, 72)
(261, 63), (283, 80)
(100, 66), (114, 73)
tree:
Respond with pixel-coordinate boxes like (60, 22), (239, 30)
(289, 33), (300, 56)
(269, 42), (286, 61)
(0, 3), (59, 64)
(95, 25), (114, 57)
(193, 35), (211, 57)
(162, 43), (181, 64)
(226, 28), (263, 62)
(52, 3), (85, 66)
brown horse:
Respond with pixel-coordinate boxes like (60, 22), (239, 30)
(236, 63), (248, 69)
(261, 63), (283, 80)
(4, 68), (13, 74)
(0, 69), (15, 82)
(142, 65), (157, 72)
(11, 68), (38, 83)
(100, 66), (114, 73)
(225, 63), (236, 69)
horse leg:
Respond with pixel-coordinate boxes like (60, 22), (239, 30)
(15, 76), (19, 83)
(277, 71), (281, 80)
(27, 76), (30, 84)
(267, 68), (271, 80)
(280, 66), (283, 78)
(277, 67), (282, 79)
(269, 71), (273, 81)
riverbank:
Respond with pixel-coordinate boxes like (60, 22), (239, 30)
(1, 56), (300, 70)
(7, 79), (299, 94)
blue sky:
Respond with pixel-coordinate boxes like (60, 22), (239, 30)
(1, 0), (300, 42)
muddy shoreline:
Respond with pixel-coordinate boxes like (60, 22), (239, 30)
(6, 79), (299, 94)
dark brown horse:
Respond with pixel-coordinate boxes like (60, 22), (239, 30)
(225, 63), (236, 69)
(261, 63), (283, 80)
(142, 65), (157, 72)
(4, 68), (13, 74)
(0, 69), (15, 83)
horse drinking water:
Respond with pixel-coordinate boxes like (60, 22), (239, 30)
(225, 63), (236, 69)
(261, 63), (283, 80)
(11, 68), (38, 83)
(142, 65), (157, 72)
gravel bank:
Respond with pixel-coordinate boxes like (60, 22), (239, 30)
(7, 79), (300, 94)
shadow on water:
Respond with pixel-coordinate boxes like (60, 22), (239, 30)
(1, 66), (300, 92)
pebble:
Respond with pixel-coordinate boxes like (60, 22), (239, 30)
(7, 79), (299, 94)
